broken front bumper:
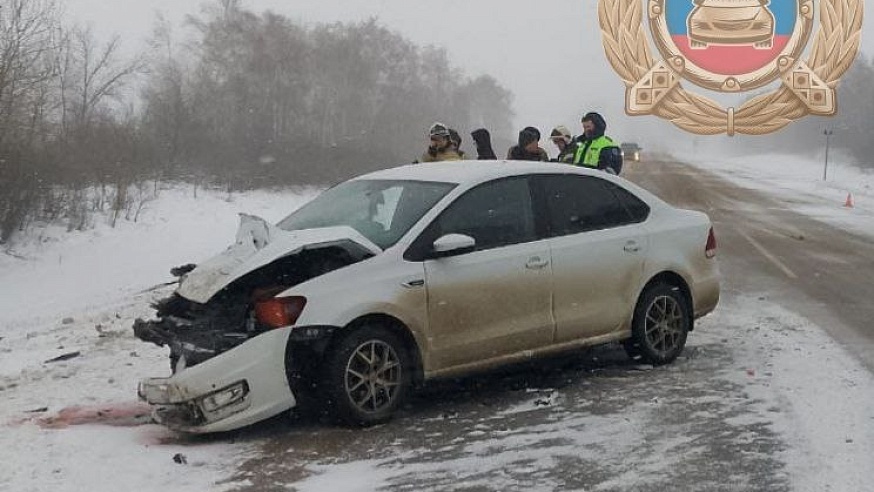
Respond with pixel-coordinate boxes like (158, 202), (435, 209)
(138, 327), (297, 433)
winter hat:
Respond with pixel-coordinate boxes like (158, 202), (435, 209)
(550, 125), (572, 144)
(429, 122), (451, 138)
(518, 126), (541, 148)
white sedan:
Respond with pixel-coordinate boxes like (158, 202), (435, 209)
(135, 161), (720, 433)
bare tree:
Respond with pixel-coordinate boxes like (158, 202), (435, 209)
(0, 0), (60, 242)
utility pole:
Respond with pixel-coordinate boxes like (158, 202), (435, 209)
(823, 129), (834, 181)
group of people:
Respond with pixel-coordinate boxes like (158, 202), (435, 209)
(419, 112), (623, 175)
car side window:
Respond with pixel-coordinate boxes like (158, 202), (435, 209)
(539, 175), (640, 236)
(429, 177), (536, 252)
(608, 182), (650, 223)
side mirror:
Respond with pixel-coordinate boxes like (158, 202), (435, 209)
(431, 234), (476, 258)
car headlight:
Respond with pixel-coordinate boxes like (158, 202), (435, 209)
(200, 381), (249, 413)
(138, 379), (172, 404)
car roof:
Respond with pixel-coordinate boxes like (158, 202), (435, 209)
(356, 160), (668, 211)
(354, 160), (609, 186)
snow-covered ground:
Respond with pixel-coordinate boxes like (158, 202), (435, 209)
(1, 154), (873, 491)
(693, 152), (874, 241)
(0, 184), (317, 492)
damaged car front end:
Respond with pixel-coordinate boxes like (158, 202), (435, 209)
(137, 326), (293, 432)
(133, 214), (381, 432)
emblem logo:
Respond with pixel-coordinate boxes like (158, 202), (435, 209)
(599, 0), (864, 135)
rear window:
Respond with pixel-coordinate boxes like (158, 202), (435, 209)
(537, 174), (648, 237)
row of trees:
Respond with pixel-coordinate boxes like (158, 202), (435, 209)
(0, 0), (515, 242)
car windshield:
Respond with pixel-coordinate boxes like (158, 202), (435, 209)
(277, 179), (456, 249)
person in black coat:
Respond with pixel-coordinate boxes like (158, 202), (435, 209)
(507, 127), (548, 162)
(471, 128), (497, 160)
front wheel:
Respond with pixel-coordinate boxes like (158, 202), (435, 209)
(628, 283), (690, 365)
(322, 325), (411, 426)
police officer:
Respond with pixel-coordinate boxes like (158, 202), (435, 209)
(573, 112), (623, 174)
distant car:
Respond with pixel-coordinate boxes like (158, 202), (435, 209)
(687, 0), (775, 49)
(135, 161), (720, 433)
(620, 142), (642, 162)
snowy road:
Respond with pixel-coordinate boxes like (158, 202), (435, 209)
(2, 160), (873, 491)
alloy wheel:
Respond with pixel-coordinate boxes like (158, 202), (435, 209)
(344, 340), (402, 414)
(643, 295), (685, 357)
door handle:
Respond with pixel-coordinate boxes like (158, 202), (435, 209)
(402, 278), (425, 288)
(526, 256), (549, 270)
(624, 241), (641, 253)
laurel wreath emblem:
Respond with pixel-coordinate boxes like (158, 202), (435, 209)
(599, 0), (864, 135)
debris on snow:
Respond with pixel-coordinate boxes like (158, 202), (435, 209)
(44, 351), (81, 364)
(170, 263), (197, 277)
(173, 453), (188, 465)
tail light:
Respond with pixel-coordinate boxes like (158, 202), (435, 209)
(705, 227), (717, 259)
(254, 296), (307, 329)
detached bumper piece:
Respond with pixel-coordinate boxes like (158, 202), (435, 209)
(139, 378), (251, 430)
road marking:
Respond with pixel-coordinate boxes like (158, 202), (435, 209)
(735, 227), (798, 279)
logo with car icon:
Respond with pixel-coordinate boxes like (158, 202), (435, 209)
(599, 0), (863, 136)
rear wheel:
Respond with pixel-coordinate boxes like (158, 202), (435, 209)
(628, 283), (690, 365)
(322, 325), (411, 426)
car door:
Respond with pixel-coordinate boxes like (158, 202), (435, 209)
(535, 174), (650, 343)
(413, 176), (554, 371)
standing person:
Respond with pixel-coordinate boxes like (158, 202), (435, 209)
(507, 126), (548, 162)
(421, 122), (463, 162)
(470, 128), (497, 160)
(448, 128), (466, 159)
(573, 112), (623, 174)
(549, 125), (575, 163)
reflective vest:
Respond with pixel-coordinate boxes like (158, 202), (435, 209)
(573, 135), (614, 168)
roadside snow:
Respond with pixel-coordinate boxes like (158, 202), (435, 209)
(0, 184), (317, 492)
(692, 152), (874, 241)
(718, 296), (874, 492)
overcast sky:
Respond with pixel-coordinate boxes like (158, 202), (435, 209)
(64, 0), (872, 151)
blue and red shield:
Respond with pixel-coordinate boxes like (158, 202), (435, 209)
(650, 0), (811, 91)
(667, 0), (795, 75)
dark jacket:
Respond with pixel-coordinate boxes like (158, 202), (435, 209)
(554, 142), (576, 164)
(507, 126), (548, 161)
(471, 128), (497, 160)
(507, 146), (549, 162)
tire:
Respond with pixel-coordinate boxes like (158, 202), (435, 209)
(629, 283), (690, 365)
(322, 324), (411, 426)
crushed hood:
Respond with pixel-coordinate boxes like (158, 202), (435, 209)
(177, 214), (382, 304)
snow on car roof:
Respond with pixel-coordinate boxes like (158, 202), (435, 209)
(355, 160), (606, 185)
